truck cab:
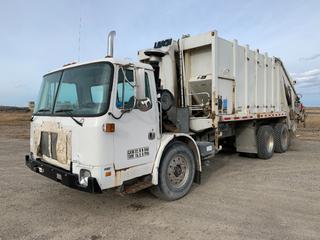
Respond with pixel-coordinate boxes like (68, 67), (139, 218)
(26, 54), (202, 200)
(28, 58), (155, 184)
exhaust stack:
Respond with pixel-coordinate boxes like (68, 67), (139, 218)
(106, 31), (116, 58)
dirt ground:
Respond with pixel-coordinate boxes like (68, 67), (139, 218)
(0, 109), (320, 240)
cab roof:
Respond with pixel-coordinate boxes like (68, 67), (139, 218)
(45, 57), (153, 75)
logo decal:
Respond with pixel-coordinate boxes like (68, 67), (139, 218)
(127, 147), (149, 160)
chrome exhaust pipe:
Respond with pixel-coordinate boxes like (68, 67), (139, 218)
(106, 30), (116, 57)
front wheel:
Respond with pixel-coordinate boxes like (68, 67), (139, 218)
(151, 142), (195, 201)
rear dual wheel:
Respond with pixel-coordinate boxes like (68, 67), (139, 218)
(257, 125), (275, 159)
(256, 123), (290, 159)
(274, 123), (290, 153)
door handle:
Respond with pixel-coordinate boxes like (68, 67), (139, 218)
(148, 132), (155, 140)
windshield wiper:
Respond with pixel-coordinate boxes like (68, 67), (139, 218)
(31, 108), (51, 121)
(36, 108), (51, 113)
(55, 109), (83, 127)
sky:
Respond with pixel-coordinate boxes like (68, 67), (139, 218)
(0, 0), (319, 106)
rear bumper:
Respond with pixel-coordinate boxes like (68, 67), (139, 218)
(25, 155), (102, 193)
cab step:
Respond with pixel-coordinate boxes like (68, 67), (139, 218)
(118, 175), (153, 195)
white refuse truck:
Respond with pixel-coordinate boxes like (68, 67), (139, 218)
(26, 30), (305, 200)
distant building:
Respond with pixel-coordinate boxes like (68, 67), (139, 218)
(28, 101), (35, 111)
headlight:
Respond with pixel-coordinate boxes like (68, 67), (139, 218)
(79, 169), (91, 187)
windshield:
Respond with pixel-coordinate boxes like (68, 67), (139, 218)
(34, 62), (114, 117)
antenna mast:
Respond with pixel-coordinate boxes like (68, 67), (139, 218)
(78, 17), (82, 62)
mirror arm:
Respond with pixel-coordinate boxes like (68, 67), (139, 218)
(108, 109), (131, 120)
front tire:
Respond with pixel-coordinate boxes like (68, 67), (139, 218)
(257, 125), (275, 159)
(151, 142), (195, 201)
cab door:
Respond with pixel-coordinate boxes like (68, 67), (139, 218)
(112, 66), (159, 170)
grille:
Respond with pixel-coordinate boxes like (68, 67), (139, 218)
(40, 131), (58, 160)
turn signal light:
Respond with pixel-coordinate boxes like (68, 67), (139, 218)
(103, 123), (115, 132)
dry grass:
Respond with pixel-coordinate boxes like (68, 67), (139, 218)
(296, 107), (320, 141)
(0, 111), (31, 125)
(305, 114), (320, 128)
(305, 108), (320, 128)
(0, 111), (31, 139)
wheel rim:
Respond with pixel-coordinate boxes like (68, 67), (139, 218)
(266, 134), (274, 153)
(167, 154), (190, 188)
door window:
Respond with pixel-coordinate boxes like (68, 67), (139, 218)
(116, 69), (135, 109)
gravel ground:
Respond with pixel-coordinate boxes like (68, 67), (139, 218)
(0, 114), (320, 240)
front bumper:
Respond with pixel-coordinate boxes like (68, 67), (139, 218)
(25, 155), (102, 193)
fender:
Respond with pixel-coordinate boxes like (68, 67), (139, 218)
(151, 133), (201, 185)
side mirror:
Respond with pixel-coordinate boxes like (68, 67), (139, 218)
(136, 98), (152, 112)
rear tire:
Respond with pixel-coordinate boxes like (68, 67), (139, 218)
(151, 142), (195, 201)
(257, 125), (274, 159)
(274, 123), (290, 153)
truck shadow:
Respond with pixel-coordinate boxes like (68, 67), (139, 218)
(199, 151), (233, 186)
(31, 145), (285, 214)
(33, 183), (164, 213)
(199, 146), (266, 186)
